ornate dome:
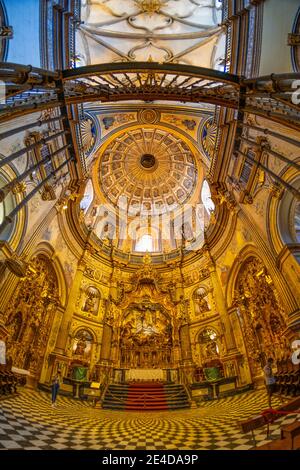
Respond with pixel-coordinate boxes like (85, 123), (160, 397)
(98, 127), (198, 214)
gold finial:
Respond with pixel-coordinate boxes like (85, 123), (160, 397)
(143, 252), (152, 265)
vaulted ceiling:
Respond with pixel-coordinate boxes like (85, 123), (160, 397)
(77, 0), (225, 68)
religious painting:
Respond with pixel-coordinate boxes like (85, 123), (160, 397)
(81, 286), (100, 315)
(72, 330), (93, 360)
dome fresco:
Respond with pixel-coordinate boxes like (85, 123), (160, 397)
(98, 127), (198, 215)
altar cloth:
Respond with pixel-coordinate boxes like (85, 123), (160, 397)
(127, 369), (164, 381)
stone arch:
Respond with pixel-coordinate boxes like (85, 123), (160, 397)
(226, 242), (298, 321)
(196, 325), (221, 344)
(0, 161), (26, 250)
(81, 285), (101, 315)
(72, 326), (97, 343)
(193, 325), (224, 380)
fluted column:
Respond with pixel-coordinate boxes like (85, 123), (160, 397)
(209, 264), (236, 352)
(54, 262), (85, 354)
(0, 309), (9, 340)
(39, 304), (64, 383)
(100, 324), (113, 363)
(179, 324), (193, 362)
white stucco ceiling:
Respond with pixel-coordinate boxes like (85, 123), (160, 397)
(76, 0), (225, 69)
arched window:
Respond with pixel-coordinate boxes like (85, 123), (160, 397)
(0, 172), (17, 241)
(135, 234), (154, 252)
(293, 200), (300, 243)
(0, 200), (4, 225)
(278, 178), (300, 245)
(201, 180), (215, 215)
(80, 179), (94, 213)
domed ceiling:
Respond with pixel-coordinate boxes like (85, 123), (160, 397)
(98, 127), (198, 214)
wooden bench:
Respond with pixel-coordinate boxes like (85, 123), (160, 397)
(254, 438), (290, 450)
(255, 428), (300, 450)
(239, 397), (300, 446)
(281, 421), (300, 450)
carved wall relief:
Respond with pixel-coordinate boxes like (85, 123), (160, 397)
(198, 327), (221, 361)
(119, 301), (172, 368)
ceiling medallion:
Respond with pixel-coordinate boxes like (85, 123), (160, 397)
(135, 0), (167, 15)
(139, 108), (160, 124)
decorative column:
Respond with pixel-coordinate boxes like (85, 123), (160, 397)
(100, 324), (113, 363)
(177, 298), (194, 385)
(179, 323), (193, 362)
(208, 261), (236, 352)
(54, 261), (85, 355)
(99, 302), (114, 365)
(227, 306), (253, 385)
(39, 304), (65, 384)
(0, 310), (9, 361)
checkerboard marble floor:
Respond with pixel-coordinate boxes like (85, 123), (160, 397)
(0, 388), (299, 450)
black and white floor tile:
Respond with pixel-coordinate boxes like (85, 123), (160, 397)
(0, 388), (299, 450)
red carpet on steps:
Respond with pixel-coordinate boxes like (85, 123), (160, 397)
(125, 382), (168, 411)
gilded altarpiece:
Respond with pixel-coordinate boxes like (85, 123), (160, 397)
(120, 302), (172, 368)
(108, 258), (189, 372)
(234, 257), (288, 380)
(4, 256), (60, 380)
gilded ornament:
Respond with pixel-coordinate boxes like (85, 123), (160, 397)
(134, 0), (166, 15)
(11, 182), (26, 195)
